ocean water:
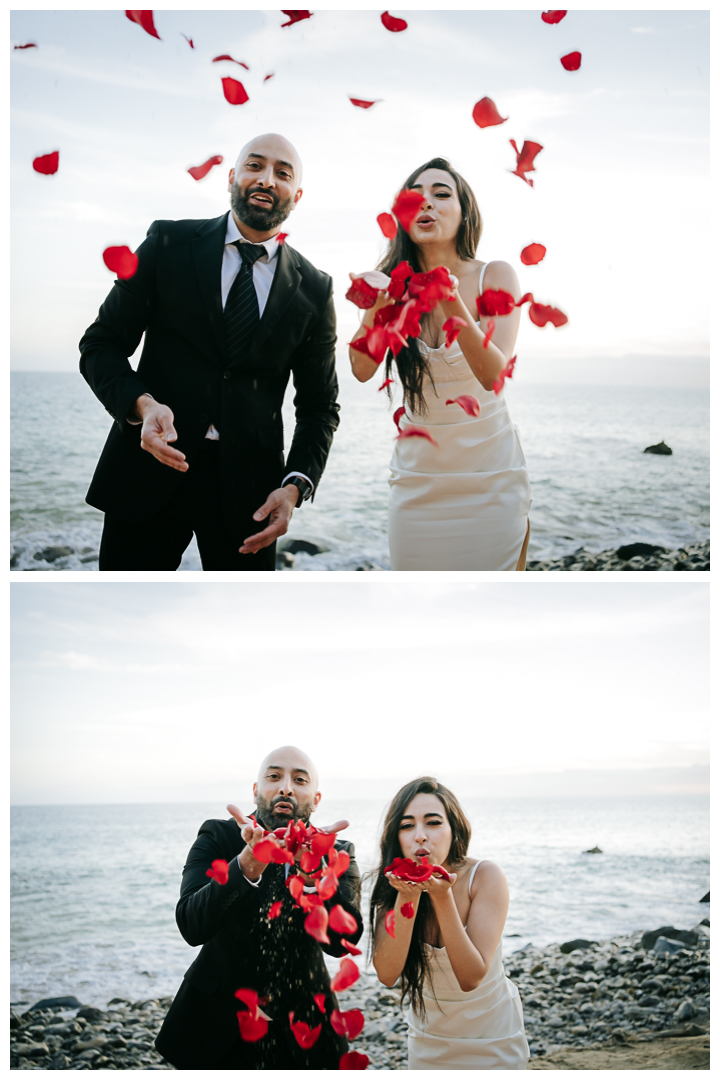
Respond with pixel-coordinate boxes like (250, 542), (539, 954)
(10, 371), (709, 571)
(10, 795), (709, 1008)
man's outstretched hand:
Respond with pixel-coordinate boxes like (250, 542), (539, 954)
(227, 804), (350, 881)
(239, 485), (299, 555)
(135, 394), (188, 472)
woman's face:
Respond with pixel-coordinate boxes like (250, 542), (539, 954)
(407, 168), (463, 248)
(398, 792), (454, 867)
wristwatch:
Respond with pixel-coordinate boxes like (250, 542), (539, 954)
(283, 476), (313, 506)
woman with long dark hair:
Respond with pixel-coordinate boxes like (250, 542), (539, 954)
(349, 158), (531, 570)
(369, 777), (529, 1069)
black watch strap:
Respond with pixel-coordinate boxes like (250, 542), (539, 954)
(283, 476), (312, 505)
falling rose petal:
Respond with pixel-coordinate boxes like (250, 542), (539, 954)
(477, 288), (515, 317)
(472, 97), (508, 129)
(509, 139), (543, 187)
(212, 54), (249, 69)
(346, 277), (380, 310)
(385, 856), (435, 882)
(380, 11), (408, 32)
(393, 406), (406, 431)
(304, 906), (331, 944)
(281, 10), (313, 27)
(222, 77), (249, 105)
(268, 900), (283, 920)
(385, 910), (396, 938)
(378, 378), (394, 391)
(482, 318), (496, 349)
(333, 850), (350, 877)
(103, 245), (138, 280)
(388, 260), (414, 299)
(205, 858), (229, 885)
(529, 302), (568, 328)
(300, 850), (321, 873)
(314, 993), (326, 1014)
(264, 72), (274, 81)
(393, 297), (422, 338)
(300, 893), (324, 912)
(14, 43), (38, 49)
(235, 988), (260, 1013)
(328, 905), (358, 936)
(377, 212), (397, 240)
(275, 232), (288, 244)
(560, 50), (582, 71)
(330, 1008), (365, 1041)
(400, 902), (415, 919)
(181, 33), (194, 47)
(340, 938), (363, 956)
(493, 355), (517, 395)
(310, 830), (337, 857)
(397, 424), (439, 444)
(287, 874), (305, 903)
(253, 837), (283, 863)
(33, 151), (59, 176)
(237, 1011), (268, 1041)
(317, 871), (339, 901)
(125, 11), (161, 39)
(520, 243), (546, 265)
(349, 97), (380, 110)
(288, 1013), (323, 1049)
(330, 958), (361, 994)
(517, 292), (534, 307)
(392, 189), (425, 233)
(340, 1051), (370, 1070)
(541, 10), (567, 23)
(442, 316), (467, 348)
(445, 395), (481, 418)
(187, 155), (223, 181)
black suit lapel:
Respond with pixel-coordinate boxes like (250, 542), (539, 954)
(191, 212), (229, 360)
(253, 243), (302, 353)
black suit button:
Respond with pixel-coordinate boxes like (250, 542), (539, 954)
(224, 370), (231, 380)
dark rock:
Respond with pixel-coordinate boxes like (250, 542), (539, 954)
(560, 939), (598, 954)
(584, 845), (603, 854)
(643, 440), (672, 455)
(107, 998), (133, 1006)
(76, 1006), (106, 1021)
(616, 543), (666, 560)
(28, 995), (84, 1012)
(275, 551), (295, 569)
(33, 545), (74, 562)
(641, 927), (697, 951)
(699, 892), (709, 903)
(280, 538), (329, 556)
(653, 936), (690, 956)
(699, 917), (709, 926)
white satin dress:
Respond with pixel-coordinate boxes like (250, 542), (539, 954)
(388, 263), (531, 570)
(407, 862), (530, 1070)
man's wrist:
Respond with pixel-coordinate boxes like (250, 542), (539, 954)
(132, 393), (154, 423)
(282, 476), (312, 506)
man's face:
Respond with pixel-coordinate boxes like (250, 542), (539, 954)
(228, 136), (303, 234)
(253, 750), (321, 832)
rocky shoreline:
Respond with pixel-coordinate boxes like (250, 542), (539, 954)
(10, 922), (709, 1070)
(526, 538), (710, 571)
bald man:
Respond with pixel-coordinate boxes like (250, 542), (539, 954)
(80, 134), (340, 569)
(155, 747), (363, 1069)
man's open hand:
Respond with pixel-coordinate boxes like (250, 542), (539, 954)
(239, 486), (299, 555)
(136, 395), (188, 472)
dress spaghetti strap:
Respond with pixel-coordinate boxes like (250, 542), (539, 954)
(468, 860), (481, 897)
(478, 261), (490, 296)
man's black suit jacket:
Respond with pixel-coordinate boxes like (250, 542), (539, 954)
(154, 817), (363, 1070)
(79, 213), (340, 536)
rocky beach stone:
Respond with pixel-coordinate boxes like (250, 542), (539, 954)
(643, 440), (672, 455)
(527, 538), (709, 572)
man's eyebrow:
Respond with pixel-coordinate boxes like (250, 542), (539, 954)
(246, 154), (295, 172)
(266, 764), (309, 775)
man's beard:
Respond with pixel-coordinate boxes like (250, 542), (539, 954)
(255, 793), (313, 832)
(230, 183), (293, 232)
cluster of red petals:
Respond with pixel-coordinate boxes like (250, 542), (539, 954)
(396, 426), (438, 448)
(483, 319), (496, 349)
(33, 151), (59, 176)
(385, 856), (450, 881)
(281, 10), (313, 27)
(205, 858), (230, 885)
(187, 155), (223, 181)
(378, 377), (394, 391)
(445, 395), (481, 418)
(520, 243), (546, 265)
(349, 97), (379, 109)
(340, 1050), (370, 1069)
(377, 212), (397, 240)
(381, 11), (408, 32)
(103, 245), (139, 280)
(541, 10), (567, 23)
(331, 1008), (365, 1040)
(14, 43), (38, 49)
(330, 958), (360, 993)
(408, 265), (455, 309)
(212, 54), (249, 70)
(341, 938), (362, 956)
(385, 910), (396, 938)
(289, 1012), (322, 1049)
(560, 51), (582, 71)
(181, 33), (194, 47)
(392, 189), (425, 232)
(125, 11), (160, 39)
(268, 900), (283, 920)
(235, 989), (268, 1042)
(477, 288), (515, 317)
(328, 905), (358, 936)
(529, 302), (568, 328)
(276, 232), (288, 244)
(493, 355), (517, 395)
(222, 77), (249, 105)
(509, 139), (543, 187)
(400, 902), (415, 919)
(254, 836), (294, 864)
(472, 97), (508, 129)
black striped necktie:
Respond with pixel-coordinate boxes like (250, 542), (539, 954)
(224, 241), (267, 361)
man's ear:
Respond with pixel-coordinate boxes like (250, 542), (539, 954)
(228, 168), (235, 193)
(312, 789), (321, 812)
(291, 186), (303, 211)
(252, 781), (258, 803)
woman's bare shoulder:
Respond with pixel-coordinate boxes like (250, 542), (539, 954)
(482, 260), (520, 291)
(468, 859), (508, 897)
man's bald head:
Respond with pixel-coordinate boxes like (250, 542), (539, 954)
(234, 133), (303, 186)
(228, 133), (304, 239)
(253, 745), (321, 831)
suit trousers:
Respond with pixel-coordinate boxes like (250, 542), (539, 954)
(98, 440), (276, 570)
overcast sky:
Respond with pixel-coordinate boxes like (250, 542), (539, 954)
(11, 581), (708, 805)
(10, 6), (709, 385)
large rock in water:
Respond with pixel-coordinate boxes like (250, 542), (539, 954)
(643, 440), (672, 455)
(559, 938), (597, 954)
(28, 995), (84, 1011)
(615, 542), (666, 560)
(584, 845), (603, 854)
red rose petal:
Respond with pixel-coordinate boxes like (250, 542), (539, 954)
(472, 96), (508, 129)
(330, 958), (360, 993)
(492, 355), (517, 395)
(300, 850), (321, 873)
(235, 988), (259, 1012)
(268, 900), (283, 920)
(477, 288), (515, 317)
(310, 830), (337, 857)
(333, 850), (350, 877)
(378, 377), (394, 391)
(14, 43), (38, 49)
(445, 395), (481, 418)
(330, 1008), (365, 1041)
(125, 11), (160, 39)
(541, 10), (567, 23)
(317, 871), (339, 901)
(253, 837), (283, 863)
(393, 406), (406, 431)
(517, 292), (534, 307)
(304, 905), (331, 944)
(340, 1051), (370, 1070)
(380, 11), (408, 32)
(529, 302), (568, 328)
(212, 54), (249, 69)
(392, 189), (425, 233)
(397, 426), (438, 448)
(349, 97), (379, 109)
(509, 138), (543, 187)
(237, 1011), (267, 1041)
(560, 50), (582, 71)
(520, 243), (546, 265)
(385, 910), (396, 938)
(340, 938), (363, 956)
(289, 1012), (322, 1049)
(222, 77), (249, 105)
(346, 277), (380, 310)
(314, 993), (326, 1014)
(264, 72), (274, 81)
(377, 212), (397, 240)
(287, 874), (305, 902)
(181, 33), (194, 47)
(400, 902), (415, 919)
(102, 245), (138, 280)
(388, 260), (414, 299)
(275, 232), (288, 244)
(482, 318), (496, 349)
(281, 10), (313, 27)
(442, 316), (467, 348)
(187, 155), (223, 181)
(431, 863), (452, 881)
(328, 905), (358, 936)
(205, 858), (230, 885)
(33, 151), (59, 176)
